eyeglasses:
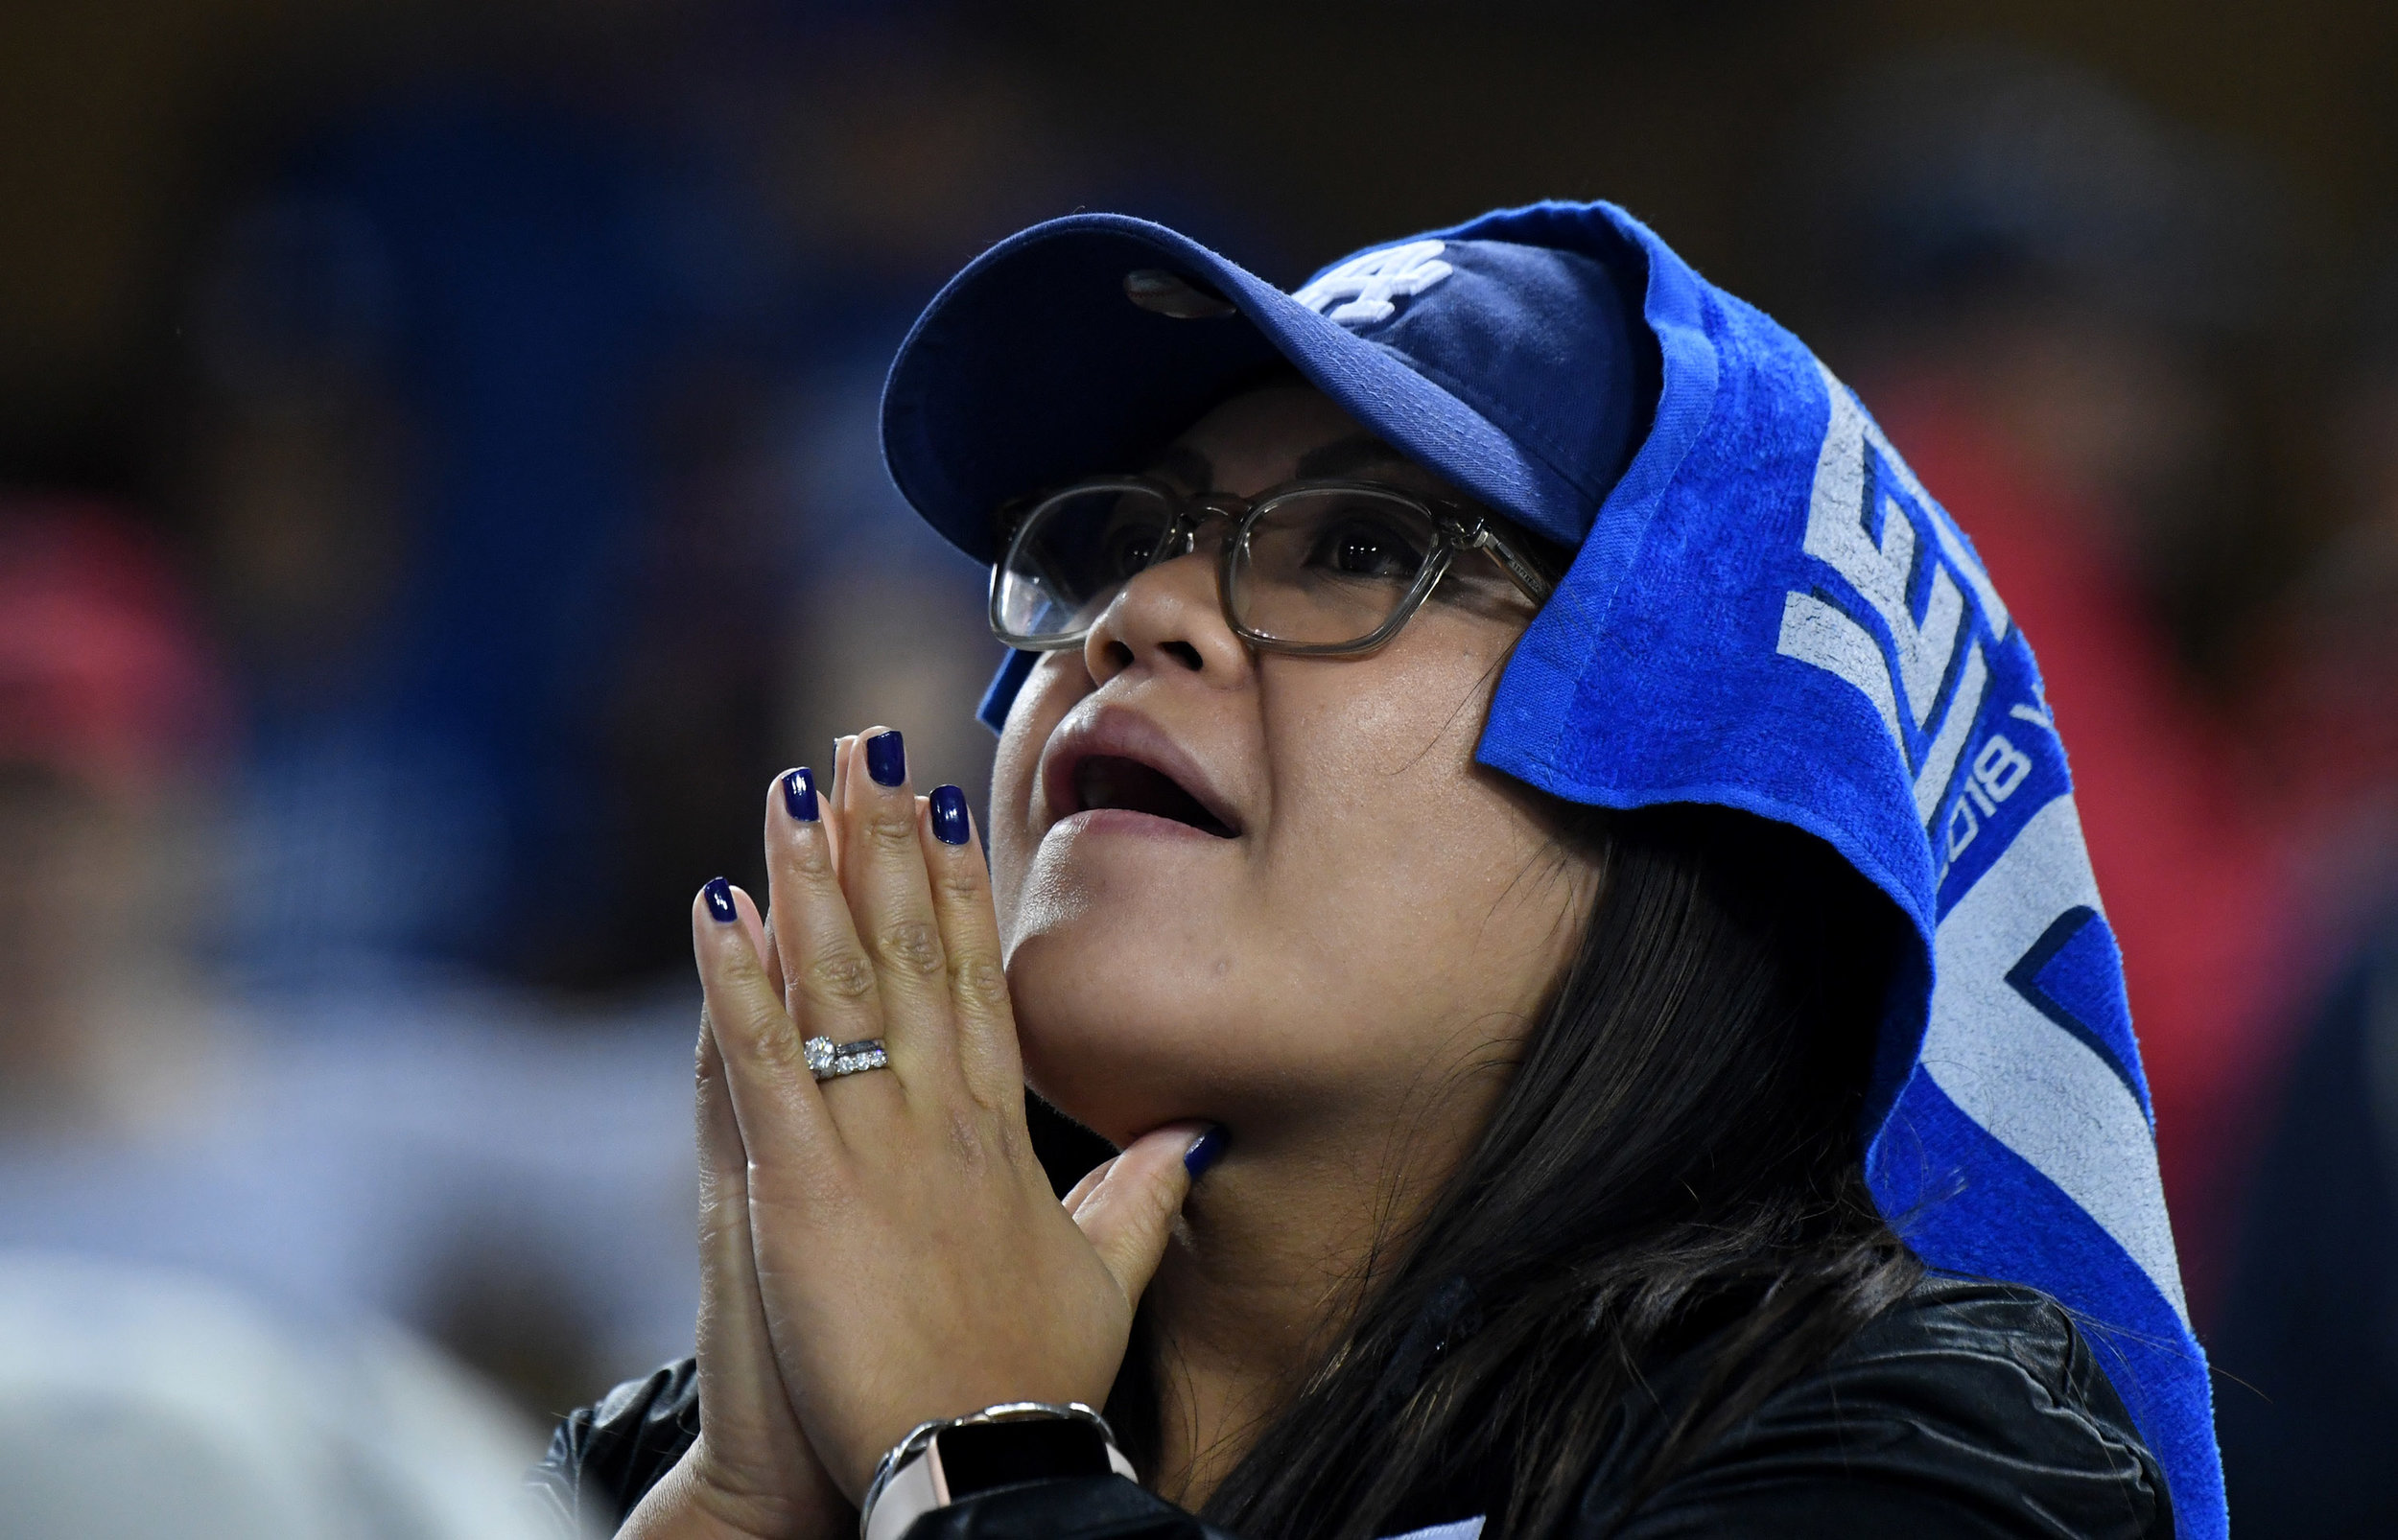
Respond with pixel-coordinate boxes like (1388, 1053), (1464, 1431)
(990, 476), (1557, 656)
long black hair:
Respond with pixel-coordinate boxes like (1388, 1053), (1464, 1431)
(1083, 803), (1921, 1539)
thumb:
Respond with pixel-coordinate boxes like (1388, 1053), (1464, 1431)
(1070, 1122), (1223, 1302)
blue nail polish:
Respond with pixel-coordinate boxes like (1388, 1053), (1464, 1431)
(1185, 1126), (1226, 1178)
(930, 784), (971, 846)
(865, 731), (906, 788)
(703, 876), (738, 923)
(782, 767), (819, 822)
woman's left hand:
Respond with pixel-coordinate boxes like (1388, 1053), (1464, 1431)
(691, 730), (1211, 1501)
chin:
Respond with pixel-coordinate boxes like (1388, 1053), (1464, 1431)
(1006, 930), (1203, 1145)
(1003, 926), (1264, 1148)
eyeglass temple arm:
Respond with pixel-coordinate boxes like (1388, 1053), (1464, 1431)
(1460, 523), (1557, 604)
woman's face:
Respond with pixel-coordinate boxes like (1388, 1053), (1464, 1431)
(989, 383), (1602, 1161)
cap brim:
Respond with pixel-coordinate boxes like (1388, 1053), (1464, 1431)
(879, 213), (1591, 563)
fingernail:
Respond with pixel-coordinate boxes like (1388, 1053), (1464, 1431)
(866, 730), (906, 788)
(929, 784), (971, 846)
(782, 767), (819, 822)
(702, 877), (738, 923)
(1184, 1125), (1226, 1178)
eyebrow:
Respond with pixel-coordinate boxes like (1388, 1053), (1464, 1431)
(1144, 444), (1213, 491)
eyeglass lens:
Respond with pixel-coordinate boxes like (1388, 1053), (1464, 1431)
(1225, 490), (1439, 647)
(995, 483), (1445, 650)
(994, 484), (1181, 642)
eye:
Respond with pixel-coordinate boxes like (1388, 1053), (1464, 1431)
(1305, 508), (1426, 579)
(1102, 525), (1159, 579)
(1096, 504), (1173, 580)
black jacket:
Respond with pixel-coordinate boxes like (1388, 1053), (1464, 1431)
(532, 1275), (2170, 1539)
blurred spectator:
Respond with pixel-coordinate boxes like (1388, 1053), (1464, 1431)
(179, 28), (1115, 990)
(2212, 253), (2398, 1535)
(0, 1252), (559, 1540)
(1792, 45), (2310, 1320)
(0, 502), (703, 1417)
(0, 497), (230, 1134)
(186, 89), (811, 991)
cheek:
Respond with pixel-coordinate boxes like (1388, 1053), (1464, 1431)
(1245, 640), (1589, 1026)
(1261, 639), (1502, 889)
(1263, 755), (1569, 1021)
(987, 664), (1077, 943)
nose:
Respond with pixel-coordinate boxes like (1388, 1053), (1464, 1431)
(1083, 540), (1252, 691)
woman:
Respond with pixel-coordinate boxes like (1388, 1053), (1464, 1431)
(534, 202), (2217, 1539)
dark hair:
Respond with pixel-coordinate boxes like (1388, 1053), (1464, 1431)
(1099, 804), (1920, 1539)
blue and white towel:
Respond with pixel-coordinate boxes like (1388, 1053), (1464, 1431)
(1470, 203), (2217, 1537)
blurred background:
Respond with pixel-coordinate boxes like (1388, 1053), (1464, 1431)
(3, 0), (2397, 1533)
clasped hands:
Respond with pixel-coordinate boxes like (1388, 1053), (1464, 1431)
(624, 730), (1211, 1540)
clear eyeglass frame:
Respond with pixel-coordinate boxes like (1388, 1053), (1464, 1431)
(988, 475), (1558, 657)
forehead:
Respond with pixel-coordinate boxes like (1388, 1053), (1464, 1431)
(1146, 381), (1453, 499)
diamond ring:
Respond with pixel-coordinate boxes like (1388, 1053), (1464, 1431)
(804, 1036), (890, 1082)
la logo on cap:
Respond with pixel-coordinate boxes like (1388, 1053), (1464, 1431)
(1294, 240), (1454, 326)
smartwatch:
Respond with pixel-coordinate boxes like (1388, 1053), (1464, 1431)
(861, 1403), (1137, 1540)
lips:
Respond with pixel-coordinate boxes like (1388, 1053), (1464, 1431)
(1040, 706), (1242, 839)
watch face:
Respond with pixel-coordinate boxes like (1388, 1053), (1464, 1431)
(931, 1417), (1112, 1500)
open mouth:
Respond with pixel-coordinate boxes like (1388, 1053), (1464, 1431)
(1073, 755), (1238, 838)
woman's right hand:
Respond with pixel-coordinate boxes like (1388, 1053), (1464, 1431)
(617, 894), (852, 1540)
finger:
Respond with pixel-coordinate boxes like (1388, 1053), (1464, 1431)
(835, 728), (960, 1083)
(689, 1015), (844, 1529)
(695, 1012), (756, 1269)
(764, 768), (819, 1014)
(760, 774), (896, 1107)
(694, 877), (835, 1167)
(1071, 1122), (1219, 1304)
(757, 782), (799, 1014)
(826, 735), (857, 875)
(918, 785), (1022, 1107)
(694, 1012), (798, 1432)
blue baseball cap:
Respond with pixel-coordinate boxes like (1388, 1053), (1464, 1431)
(879, 200), (2222, 1537)
(881, 209), (1653, 567)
